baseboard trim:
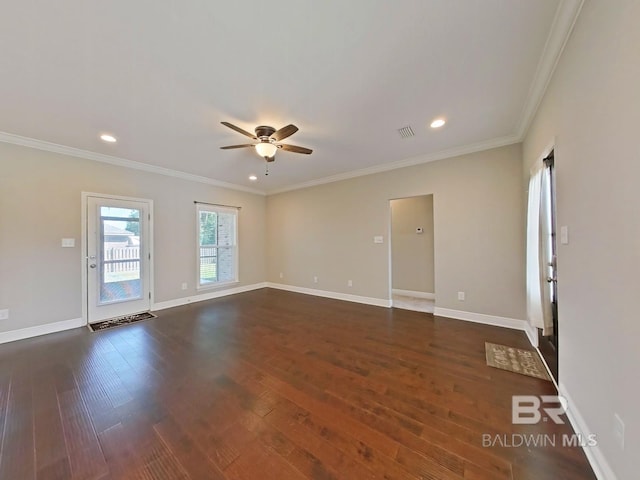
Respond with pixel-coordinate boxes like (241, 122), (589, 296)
(266, 282), (392, 308)
(433, 307), (528, 331)
(534, 344), (559, 391)
(0, 317), (85, 345)
(152, 282), (268, 311)
(559, 383), (618, 480)
(391, 289), (435, 300)
(525, 322), (539, 347)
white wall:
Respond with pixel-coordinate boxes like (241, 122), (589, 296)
(267, 143), (525, 320)
(391, 195), (434, 294)
(523, 1), (640, 477)
(0, 142), (266, 334)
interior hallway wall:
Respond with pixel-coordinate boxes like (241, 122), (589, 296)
(391, 195), (434, 294)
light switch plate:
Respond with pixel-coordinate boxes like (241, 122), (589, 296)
(0, 309), (8, 320)
(61, 238), (75, 248)
(560, 226), (569, 245)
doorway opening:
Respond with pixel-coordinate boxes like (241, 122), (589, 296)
(82, 193), (153, 325)
(389, 195), (435, 313)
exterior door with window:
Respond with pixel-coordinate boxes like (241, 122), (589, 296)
(86, 196), (151, 323)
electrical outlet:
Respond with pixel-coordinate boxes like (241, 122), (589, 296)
(313, 276), (318, 283)
(279, 272), (284, 279)
(458, 291), (465, 301)
(0, 309), (8, 320)
(614, 413), (625, 449)
(181, 282), (188, 290)
(348, 280), (353, 287)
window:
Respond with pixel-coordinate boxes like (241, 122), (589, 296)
(197, 204), (238, 288)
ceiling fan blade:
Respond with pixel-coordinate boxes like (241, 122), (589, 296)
(221, 122), (257, 139)
(279, 144), (313, 154)
(220, 144), (256, 149)
(272, 124), (298, 141)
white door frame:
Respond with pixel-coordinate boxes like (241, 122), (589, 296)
(81, 192), (154, 326)
(388, 193), (436, 307)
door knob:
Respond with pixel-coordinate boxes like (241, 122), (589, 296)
(89, 263), (97, 269)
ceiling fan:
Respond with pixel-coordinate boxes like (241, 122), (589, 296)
(220, 122), (313, 162)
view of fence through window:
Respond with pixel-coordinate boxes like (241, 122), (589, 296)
(100, 206), (142, 303)
(198, 208), (237, 286)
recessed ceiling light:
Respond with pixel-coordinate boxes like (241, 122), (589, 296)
(430, 118), (446, 129)
(100, 134), (117, 143)
(249, 175), (258, 181)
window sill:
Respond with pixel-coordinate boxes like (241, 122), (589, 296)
(196, 280), (240, 292)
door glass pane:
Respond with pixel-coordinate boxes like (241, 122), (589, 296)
(100, 206), (142, 303)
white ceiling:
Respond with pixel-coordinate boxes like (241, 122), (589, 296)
(0, 1), (580, 194)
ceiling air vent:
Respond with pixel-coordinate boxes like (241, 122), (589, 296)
(397, 126), (415, 138)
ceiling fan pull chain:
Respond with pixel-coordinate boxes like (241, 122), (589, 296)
(265, 163), (269, 176)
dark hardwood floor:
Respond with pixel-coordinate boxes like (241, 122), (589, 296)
(0, 288), (595, 479)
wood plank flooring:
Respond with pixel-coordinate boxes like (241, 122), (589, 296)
(0, 288), (595, 479)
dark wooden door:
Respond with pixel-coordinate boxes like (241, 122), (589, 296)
(538, 151), (558, 381)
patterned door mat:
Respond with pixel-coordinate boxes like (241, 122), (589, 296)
(485, 342), (551, 381)
(89, 312), (157, 332)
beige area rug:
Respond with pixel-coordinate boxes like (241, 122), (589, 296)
(485, 342), (551, 381)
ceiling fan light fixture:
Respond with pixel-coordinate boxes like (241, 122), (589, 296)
(255, 142), (277, 158)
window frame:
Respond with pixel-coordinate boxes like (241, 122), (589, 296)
(196, 204), (239, 290)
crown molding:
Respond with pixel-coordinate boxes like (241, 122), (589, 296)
(1, 2), (582, 198)
(515, 0), (584, 139)
(0, 131), (266, 196)
(267, 0), (584, 196)
(267, 134), (520, 195)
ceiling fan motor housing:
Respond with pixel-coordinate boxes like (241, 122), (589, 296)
(255, 125), (276, 138)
